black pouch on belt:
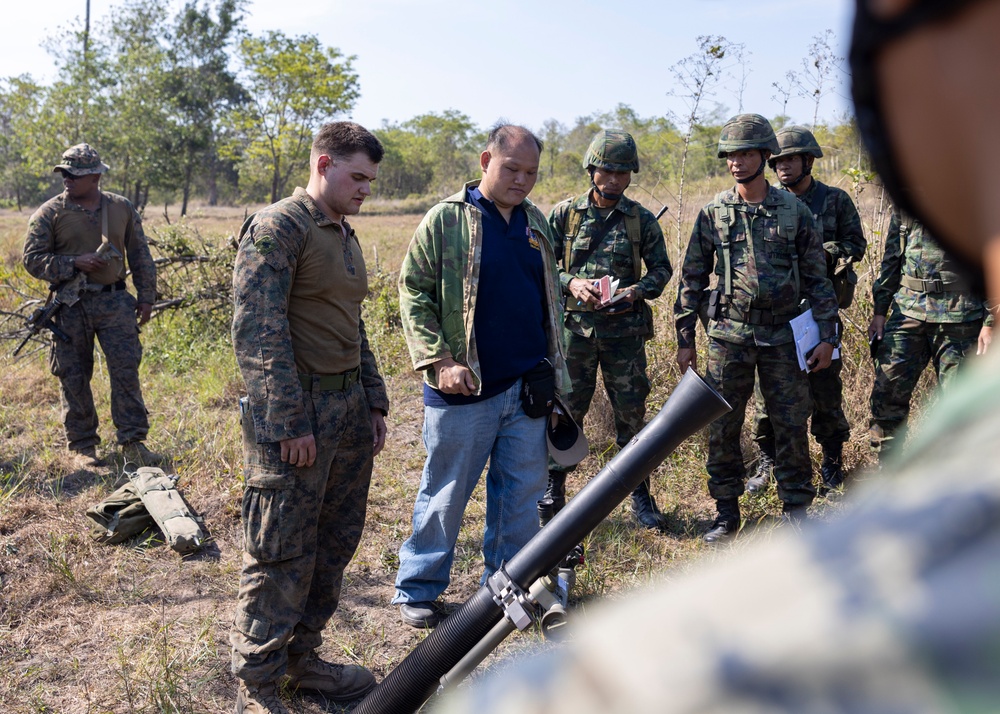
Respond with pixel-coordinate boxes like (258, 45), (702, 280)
(520, 358), (555, 419)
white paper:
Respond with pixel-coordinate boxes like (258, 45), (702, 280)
(789, 309), (839, 370)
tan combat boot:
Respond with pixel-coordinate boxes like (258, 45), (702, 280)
(285, 650), (376, 701)
(73, 446), (106, 468)
(121, 441), (166, 466)
(235, 680), (288, 714)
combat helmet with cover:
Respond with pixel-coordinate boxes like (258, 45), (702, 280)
(769, 125), (823, 187)
(582, 129), (640, 173)
(717, 114), (779, 158)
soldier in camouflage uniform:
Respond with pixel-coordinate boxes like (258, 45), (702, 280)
(23, 143), (162, 468)
(432, 1), (1000, 710)
(545, 130), (672, 530)
(674, 114), (839, 543)
(868, 212), (991, 463)
(230, 122), (388, 714)
(749, 126), (867, 493)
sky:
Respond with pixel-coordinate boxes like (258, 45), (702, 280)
(5, 0), (856, 132)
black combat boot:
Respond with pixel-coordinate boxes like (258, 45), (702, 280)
(746, 442), (775, 494)
(703, 498), (740, 543)
(820, 443), (845, 492)
(630, 478), (667, 531)
(545, 471), (567, 513)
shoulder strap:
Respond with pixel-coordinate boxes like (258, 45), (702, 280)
(624, 210), (642, 282)
(564, 205), (584, 269)
(712, 200), (736, 297)
(774, 194), (801, 300)
(806, 182), (828, 219)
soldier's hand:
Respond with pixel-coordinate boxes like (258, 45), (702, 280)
(136, 302), (152, 325)
(868, 314), (886, 341)
(978, 325), (993, 355)
(74, 252), (109, 273)
(434, 357), (475, 395)
(371, 409), (387, 456)
(677, 347), (697, 374)
(280, 434), (316, 468)
(568, 277), (602, 307)
(807, 342), (834, 372)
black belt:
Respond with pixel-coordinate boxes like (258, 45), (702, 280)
(900, 275), (967, 293)
(84, 280), (127, 293)
(724, 303), (797, 326)
(299, 367), (361, 392)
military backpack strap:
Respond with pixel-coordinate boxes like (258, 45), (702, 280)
(774, 195), (801, 301)
(805, 182), (829, 221)
(563, 205), (583, 270)
(624, 210), (642, 283)
(712, 200), (737, 297)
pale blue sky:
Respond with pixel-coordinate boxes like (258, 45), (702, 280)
(7, 0), (855, 132)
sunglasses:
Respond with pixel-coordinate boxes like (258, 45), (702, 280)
(59, 169), (86, 180)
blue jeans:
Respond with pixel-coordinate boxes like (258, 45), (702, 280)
(393, 379), (548, 604)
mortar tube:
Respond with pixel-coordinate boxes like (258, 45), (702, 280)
(353, 368), (730, 714)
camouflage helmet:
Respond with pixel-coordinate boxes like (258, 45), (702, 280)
(53, 143), (110, 176)
(717, 114), (779, 158)
(582, 130), (640, 173)
(773, 125), (824, 159)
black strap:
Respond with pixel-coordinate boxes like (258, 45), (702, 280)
(806, 182), (828, 218)
(567, 211), (625, 275)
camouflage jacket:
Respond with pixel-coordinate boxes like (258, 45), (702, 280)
(23, 190), (157, 304)
(232, 188), (388, 444)
(786, 179), (867, 265)
(674, 185), (838, 349)
(549, 191), (673, 338)
(873, 213), (989, 324)
(398, 180), (570, 396)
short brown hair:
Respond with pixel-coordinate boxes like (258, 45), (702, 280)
(312, 121), (384, 163)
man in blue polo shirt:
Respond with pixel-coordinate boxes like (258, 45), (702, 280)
(395, 123), (570, 628)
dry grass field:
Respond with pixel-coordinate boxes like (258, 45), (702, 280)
(0, 173), (948, 713)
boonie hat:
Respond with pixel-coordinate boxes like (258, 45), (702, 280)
(546, 395), (588, 466)
(53, 143), (110, 176)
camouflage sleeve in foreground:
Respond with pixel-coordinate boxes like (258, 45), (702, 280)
(358, 311), (389, 415)
(438, 353), (1000, 713)
(231, 214), (311, 443)
(825, 185), (867, 263)
(873, 212), (904, 316)
(121, 199), (157, 304)
(633, 205), (672, 300)
(22, 200), (78, 285)
(673, 207), (716, 349)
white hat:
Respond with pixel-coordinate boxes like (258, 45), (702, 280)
(546, 395), (588, 466)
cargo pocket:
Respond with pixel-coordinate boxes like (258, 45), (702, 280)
(242, 465), (301, 563)
(233, 606), (275, 650)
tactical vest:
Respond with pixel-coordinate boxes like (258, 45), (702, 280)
(897, 214), (968, 294)
(711, 192), (800, 301)
(805, 182), (857, 309)
(563, 205), (643, 283)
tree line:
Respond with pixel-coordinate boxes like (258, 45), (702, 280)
(0, 0), (868, 217)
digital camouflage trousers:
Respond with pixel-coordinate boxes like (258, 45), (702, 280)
(231, 381), (374, 685)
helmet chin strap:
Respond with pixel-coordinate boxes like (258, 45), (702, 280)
(589, 168), (623, 202)
(735, 150), (767, 185)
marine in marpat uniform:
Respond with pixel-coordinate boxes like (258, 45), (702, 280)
(230, 121), (389, 714)
(546, 129), (672, 530)
(674, 114), (839, 542)
(23, 143), (163, 467)
(868, 212), (992, 462)
(749, 125), (866, 493)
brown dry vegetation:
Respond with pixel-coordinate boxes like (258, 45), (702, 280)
(0, 171), (948, 713)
